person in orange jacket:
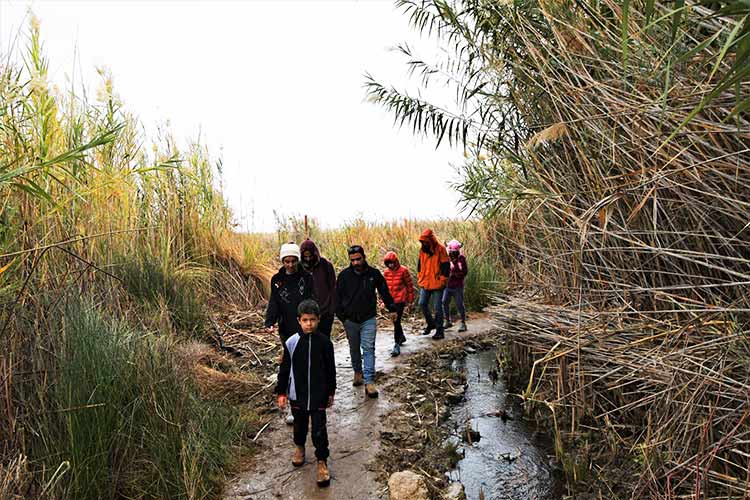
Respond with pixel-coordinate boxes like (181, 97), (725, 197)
(383, 251), (415, 357)
(417, 229), (450, 340)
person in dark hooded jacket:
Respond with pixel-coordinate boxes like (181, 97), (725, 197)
(300, 239), (337, 337)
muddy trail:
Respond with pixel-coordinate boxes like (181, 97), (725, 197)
(223, 314), (563, 500)
(224, 316), (495, 500)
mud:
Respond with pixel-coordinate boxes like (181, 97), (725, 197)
(223, 314), (497, 500)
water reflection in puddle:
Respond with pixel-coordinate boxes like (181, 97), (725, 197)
(447, 349), (562, 500)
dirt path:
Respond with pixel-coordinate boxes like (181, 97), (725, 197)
(223, 315), (495, 500)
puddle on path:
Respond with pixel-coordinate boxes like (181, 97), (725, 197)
(447, 349), (562, 500)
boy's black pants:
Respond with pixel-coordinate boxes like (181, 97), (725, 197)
(291, 408), (329, 461)
(392, 302), (406, 344)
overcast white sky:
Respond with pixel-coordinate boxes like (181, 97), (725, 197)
(0, 0), (466, 232)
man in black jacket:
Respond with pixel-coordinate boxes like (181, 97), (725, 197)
(276, 299), (336, 487)
(336, 245), (396, 398)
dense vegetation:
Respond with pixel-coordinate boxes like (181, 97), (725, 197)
(368, 0), (750, 497)
(0, 16), (505, 499)
(0, 18), (266, 499)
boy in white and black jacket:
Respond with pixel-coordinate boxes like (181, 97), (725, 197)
(275, 299), (336, 487)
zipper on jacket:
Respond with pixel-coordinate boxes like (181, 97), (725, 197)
(307, 335), (311, 411)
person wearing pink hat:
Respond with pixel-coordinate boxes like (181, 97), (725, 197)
(443, 240), (468, 332)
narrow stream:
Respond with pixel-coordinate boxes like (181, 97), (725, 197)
(447, 349), (562, 500)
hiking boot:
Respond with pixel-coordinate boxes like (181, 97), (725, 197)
(422, 325), (434, 336)
(353, 372), (364, 386)
(432, 328), (445, 340)
(444, 320), (454, 329)
(458, 321), (467, 332)
(365, 383), (379, 398)
(292, 446), (305, 467)
(316, 460), (330, 487)
(390, 344), (400, 357)
(285, 413), (295, 426)
(398, 335), (407, 345)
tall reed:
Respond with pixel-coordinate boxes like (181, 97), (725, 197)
(1, 17), (258, 498)
(369, 0), (750, 497)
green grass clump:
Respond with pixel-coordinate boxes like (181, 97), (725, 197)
(119, 257), (208, 335)
(462, 256), (504, 311)
(23, 301), (243, 500)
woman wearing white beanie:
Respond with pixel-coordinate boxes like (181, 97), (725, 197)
(265, 242), (314, 347)
(279, 242), (301, 262)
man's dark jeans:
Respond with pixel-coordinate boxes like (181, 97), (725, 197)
(419, 287), (444, 330)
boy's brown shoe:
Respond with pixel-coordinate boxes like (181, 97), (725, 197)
(316, 460), (330, 487)
(352, 372), (364, 386)
(292, 446), (305, 467)
(365, 383), (379, 398)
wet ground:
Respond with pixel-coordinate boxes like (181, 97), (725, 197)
(223, 316), (496, 500)
(447, 349), (562, 499)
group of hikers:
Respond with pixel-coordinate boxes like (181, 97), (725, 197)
(266, 229), (470, 487)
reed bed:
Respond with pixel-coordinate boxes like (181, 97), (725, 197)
(491, 297), (750, 497)
(369, 0), (750, 497)
(0, 18), (263, 499)
(491, 5), (749, 495)
(490, 4), (750, 497)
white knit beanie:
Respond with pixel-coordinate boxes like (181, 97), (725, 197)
(279, 242), (301, 261)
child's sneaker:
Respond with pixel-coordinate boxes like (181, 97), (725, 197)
(422, 325), (434, 335)
(316, 460), (330, 487)
(292, 446), (305, 467)
(285, 413), (295, 425)
(458, 321), (467, 332)
(390, 344), (400, 357)
(431, 327), (445, 340)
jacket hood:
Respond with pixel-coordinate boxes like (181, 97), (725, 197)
(300, 239), (320, 267)
(419, 229), (438, 250)
(384, 251), (401, 267)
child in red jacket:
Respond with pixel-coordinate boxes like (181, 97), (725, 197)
(383, 251), (415, 357)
